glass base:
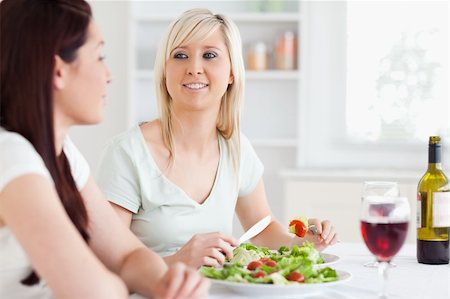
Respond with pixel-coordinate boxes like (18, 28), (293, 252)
(364, 260), (396, 268)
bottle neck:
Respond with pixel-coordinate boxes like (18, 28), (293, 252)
(428, 145), (442, 170)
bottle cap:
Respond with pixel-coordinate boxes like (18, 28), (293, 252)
(429, 136), (441, 146)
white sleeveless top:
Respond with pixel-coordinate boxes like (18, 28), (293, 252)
(0, 128), (90, 299)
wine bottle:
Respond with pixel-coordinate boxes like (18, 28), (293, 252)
(417, 136), (450, 264)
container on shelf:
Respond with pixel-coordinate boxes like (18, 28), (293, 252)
(274, 31), (297, 70)
(246, 41), (269, 71)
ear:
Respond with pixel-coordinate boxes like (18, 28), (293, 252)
(229, 73), (234, 85)
(53, 55), (68, 90)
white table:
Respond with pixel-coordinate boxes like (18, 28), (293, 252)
(208, 243), (450, 299)
(131, 242), (450, 299)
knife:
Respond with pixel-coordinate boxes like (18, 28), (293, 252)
(238, 215), (271, 244)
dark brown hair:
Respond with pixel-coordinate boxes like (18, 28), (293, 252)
(1, 0), (92, 285)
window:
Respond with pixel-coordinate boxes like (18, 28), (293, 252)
(299, 1), (449, 170)
(346, 1), (448, 142)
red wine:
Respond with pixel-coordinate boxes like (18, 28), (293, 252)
(361, 221), (409, 262)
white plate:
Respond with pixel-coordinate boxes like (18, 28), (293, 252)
(268, 251), (340, 267)
(320, 253), (340, 266)
(210, 269), (351, 297)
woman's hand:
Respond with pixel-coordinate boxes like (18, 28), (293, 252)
(167, 232), (238, 268)
(153, 262), (210, 299)
(302, 218), (338, 251)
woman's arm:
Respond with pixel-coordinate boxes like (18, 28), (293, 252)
(110, 202), (133, 227)
(110, 201), (236, 269)
(0, 174), (127, 299)
(83, 176), (209, 298)
(235, 179), (338, 251)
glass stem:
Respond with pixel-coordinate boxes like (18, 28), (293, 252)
(378, 261), (389, 298)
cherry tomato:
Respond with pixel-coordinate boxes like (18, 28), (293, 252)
(286, 271), (305, 283)
(258, 258), (277, 267)
(247, 261), (262, 270)
(251, 271), (266, 278)
(289, 219), (307, 238)
(263, 259), (277, 267)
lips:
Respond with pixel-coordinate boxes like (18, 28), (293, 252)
(183, 83), (208, 90)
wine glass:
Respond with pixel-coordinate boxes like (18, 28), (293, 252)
(361, 181), (400, 267)
(362, 181), (399, 197)
(360, 196), (410, 299)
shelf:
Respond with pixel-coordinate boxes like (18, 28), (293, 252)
(135, 13), (300, 23)
(250, 138), (297, 147)
(230, 13), (300, 22)
(135, 70), (299, 80)
(246, 70), (299, 80)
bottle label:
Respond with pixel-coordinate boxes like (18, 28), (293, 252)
(432, 192), (450, 227)
(417, 192), (422, 228)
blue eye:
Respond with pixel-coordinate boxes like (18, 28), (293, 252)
(174, 53), (188, 59)
(203, 52), (217, 59)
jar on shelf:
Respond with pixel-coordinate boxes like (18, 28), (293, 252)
(246, 42), (269, 71)
(275, 31), (297, 70)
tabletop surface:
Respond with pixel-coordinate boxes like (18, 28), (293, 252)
(131, 242), (450, 299)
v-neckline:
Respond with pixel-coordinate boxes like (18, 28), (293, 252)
(136, 124), (222, 207)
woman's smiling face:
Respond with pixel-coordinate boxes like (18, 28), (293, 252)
(165, 28), (234, 113)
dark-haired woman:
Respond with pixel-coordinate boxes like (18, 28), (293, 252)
(0, 0), (209, 298)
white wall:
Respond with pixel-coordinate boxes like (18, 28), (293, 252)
(70, 1), (130, 172)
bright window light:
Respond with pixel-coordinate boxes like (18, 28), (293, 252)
(346, 1), (449, 143)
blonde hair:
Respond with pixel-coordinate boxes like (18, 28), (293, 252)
(154, 8), (245, 169)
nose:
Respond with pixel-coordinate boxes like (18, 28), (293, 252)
(187, 56), (203, 76)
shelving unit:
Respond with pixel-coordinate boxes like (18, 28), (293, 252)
(135, 12), (299, 23)
(135, 70), (299, 80)
(129, 1), (303, 222)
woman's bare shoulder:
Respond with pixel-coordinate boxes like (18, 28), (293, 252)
(139, 119), (169, 160)
(139, 119), (162, 143)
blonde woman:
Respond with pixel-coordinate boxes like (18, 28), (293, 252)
(97, 8), (338, 269)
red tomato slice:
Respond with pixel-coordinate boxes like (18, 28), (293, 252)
(289, 219), (307, 238)
(286, 271), (305, 282)
(247, 261), (262, 270)
(263, 259), (277, 267)
(251, 271), (266, 278)
(258, 258), (277, 267)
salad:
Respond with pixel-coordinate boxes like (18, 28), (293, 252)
(200, 242), (338, 285)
